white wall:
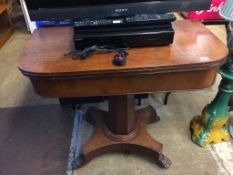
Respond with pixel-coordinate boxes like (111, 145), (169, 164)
(19, 0), (37, 33)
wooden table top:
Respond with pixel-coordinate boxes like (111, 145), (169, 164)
(18, 20), (228, 78)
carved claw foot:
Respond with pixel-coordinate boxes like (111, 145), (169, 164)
(157, 153), (172, 169)
(144, 105), (160, 124)
(71, 106), (172, 169)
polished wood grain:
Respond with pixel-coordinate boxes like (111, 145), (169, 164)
(17, 20), (228, 169)
(0, 1), (14, 48)
(30, 68), (218, 97)
(0, 4), (6, 14)
(17, 21), (228, 98)
(108, 95), (136, 135)
(75, 105), (171, 169)
(18, 20), (227, 78)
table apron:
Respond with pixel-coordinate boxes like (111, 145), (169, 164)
(30, 68), (218, 97)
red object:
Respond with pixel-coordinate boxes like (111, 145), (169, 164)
(181, 0), (225, 20)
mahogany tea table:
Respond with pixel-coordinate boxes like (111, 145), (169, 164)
(17, 20), (228, 168)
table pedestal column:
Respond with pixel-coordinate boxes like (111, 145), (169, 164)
(74, 95), (171, 169)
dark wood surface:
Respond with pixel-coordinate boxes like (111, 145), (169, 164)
(108, 95), (136, 135)
(0, 0), (14, 48)
(18, 20), (227, 77)
(17, 20), (228, 169)
(30, 68), (218, 97)
(76, 105), (171, 169)
(17, 20), (228, 97)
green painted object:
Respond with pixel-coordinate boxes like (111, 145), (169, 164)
(190, 74), (231, 147)
(190, 23), (233, 147)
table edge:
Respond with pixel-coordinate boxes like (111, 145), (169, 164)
(18, 57), (227, 79)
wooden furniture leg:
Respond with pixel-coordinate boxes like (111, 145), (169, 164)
(0, 1), (14, 48)
(74, 95), (171, 169)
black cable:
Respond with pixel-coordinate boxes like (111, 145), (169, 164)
(64, 45), (128, 60)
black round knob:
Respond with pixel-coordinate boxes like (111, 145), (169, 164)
(112, 54), (126, 66)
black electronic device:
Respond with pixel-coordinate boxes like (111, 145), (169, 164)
(74, 13), (176, 29)
(74, 22), (175, 49)
(25, 0), (211, 49)
(25, 0), (211, 21)
(73, 13), (176, 49)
